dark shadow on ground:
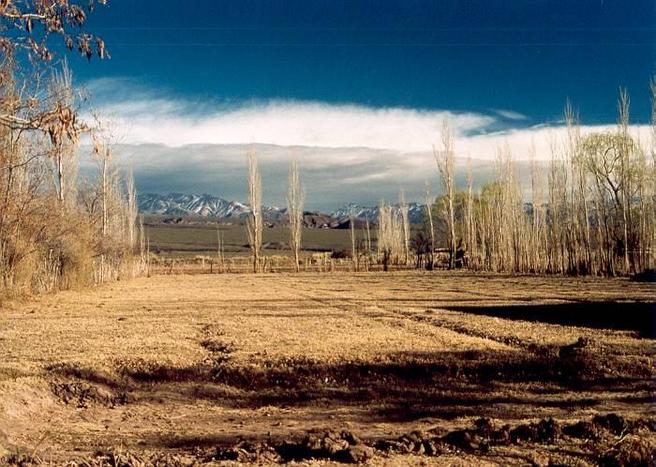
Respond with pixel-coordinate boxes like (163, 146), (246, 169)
(47, 339), (654, 433)
(441, 302), (656, 338)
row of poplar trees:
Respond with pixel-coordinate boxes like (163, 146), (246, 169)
(244, 86), (654, 277)
(434, 89), (655, 276)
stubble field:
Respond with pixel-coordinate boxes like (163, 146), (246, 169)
(0, 271), (654, 465)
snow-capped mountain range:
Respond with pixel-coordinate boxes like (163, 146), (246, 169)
(138, 193), (426, 223)
(138, 193), (252, 218)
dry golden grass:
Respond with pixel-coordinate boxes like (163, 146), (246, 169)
(0, 271), (654, 465)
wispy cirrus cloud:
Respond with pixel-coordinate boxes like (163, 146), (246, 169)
(492, 109), (529, 121)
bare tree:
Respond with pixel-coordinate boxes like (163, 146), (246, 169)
(377, 201), (404, 269)
(651, 76), (656, 163)
(47, 61), (78, 206)
(617, 89), (632, 273)
(0, 1), (109, 138)
(423, 182), (435, 269)
(648, 77), (656, 270)
(398, 190), (410, 265)
(529, 139), (547, 273)
(91, 129), (111, 282)
(581, 132), (631, 275)
(434, 119), (456, 269)
(125, 168), (138, 250)
(377, 202), (391, 271)
(287, 158), (304, 272)
(216, 224), (225, 273)
(464, 157), (475, 267)
(0, 0), (109, 63)
(246, 151), (262, 273)
(365, 217), (372, 256)
(349, 214), (358, 271)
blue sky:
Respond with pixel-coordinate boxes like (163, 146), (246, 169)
(69, 0), (656, 208)
(74, 0), (655, 122)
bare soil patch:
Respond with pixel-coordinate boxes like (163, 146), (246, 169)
(0, 271), (654, 465)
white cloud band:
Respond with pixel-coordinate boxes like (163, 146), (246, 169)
(82, 78), (653, 208)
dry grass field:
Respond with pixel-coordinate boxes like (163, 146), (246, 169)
(144, 221), (364, 256)
(1, 271), (654, 465)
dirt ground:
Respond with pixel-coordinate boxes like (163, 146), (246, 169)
(0, 271), (654, 465)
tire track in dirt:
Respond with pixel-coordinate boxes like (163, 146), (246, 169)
(291, 273), (612, 350)
(278, 274), (623, 353)
(191, 274), (651, 359)
(276, 276), (515, 350)
(391, 308), (529, 349)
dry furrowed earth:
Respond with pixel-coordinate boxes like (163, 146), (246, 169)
(0, 271), (655, 465)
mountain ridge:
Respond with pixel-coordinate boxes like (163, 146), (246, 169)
(137, 193), (426, 223)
